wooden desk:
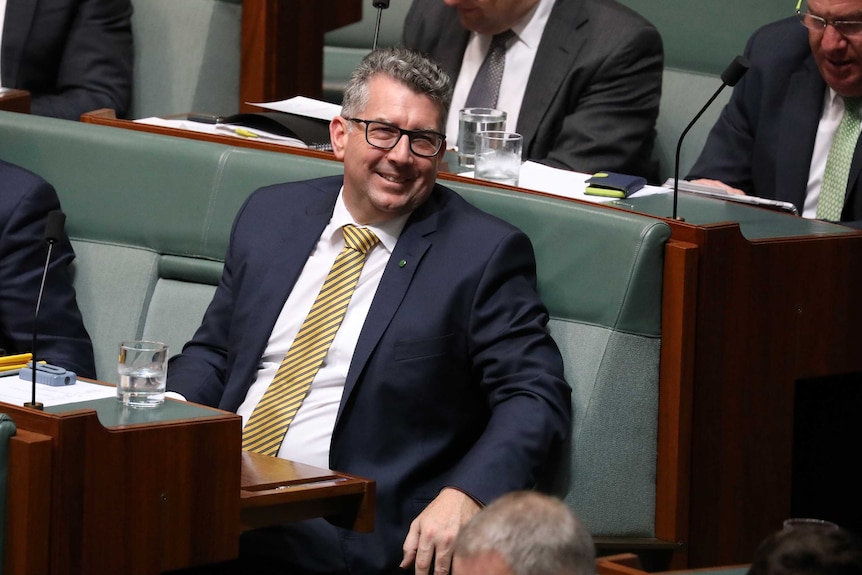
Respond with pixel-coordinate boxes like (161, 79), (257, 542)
(1, 397), (373, 575)
(0, 88), (30, 113)
(71, 114), (862, 568)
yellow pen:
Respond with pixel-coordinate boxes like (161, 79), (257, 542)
(0, 352), (32, 366)
(234, 127), (259, 138)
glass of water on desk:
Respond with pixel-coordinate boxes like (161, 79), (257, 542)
(117, 340), (168, 408)
(474, 131), (523, 186)
(458, 108), (507, 168)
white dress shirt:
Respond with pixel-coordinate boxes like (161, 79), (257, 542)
(446, 0), (556, 143)
(0, 1), (7, 84)
(236, 190), (407, 469)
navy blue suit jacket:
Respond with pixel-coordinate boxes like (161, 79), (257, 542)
(1, 0), (133, 119)
(403, 0), (664, 181)
(167, 176), (571, 572)
(688, 17), (862, 228)
(0, 159), (96, 378)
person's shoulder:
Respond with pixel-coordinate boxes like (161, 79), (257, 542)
(0, 160), (59, 217)
(430, 184), (525, 236)
(247, 175), (343, 202)
(579, 0), (659, 30)
(746, 17), (811, 67)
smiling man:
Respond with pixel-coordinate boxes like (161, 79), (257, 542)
(688, 0), (862, 228)
(166, 47), (571, 575)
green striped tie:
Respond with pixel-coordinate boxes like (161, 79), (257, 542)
(242, 224), (379, 456)
(817, 97), (862, 221)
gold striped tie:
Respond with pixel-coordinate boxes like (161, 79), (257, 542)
(242, 224), (380, 456)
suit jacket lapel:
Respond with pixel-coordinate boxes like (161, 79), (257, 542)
(435, 10), (471, 81)
(776, 57), (826, 207)
(241, 191), (336, 381)
(517, 0), (586, 149)
(336, 194), (439, 421)
(2, 0), (38, 86)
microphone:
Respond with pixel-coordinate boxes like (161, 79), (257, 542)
(24, 210), (66, 410)
(672, 55), (750, 220)
(371, 0), (390, 51)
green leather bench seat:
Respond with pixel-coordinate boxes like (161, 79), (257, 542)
(0, 110), (670, 539)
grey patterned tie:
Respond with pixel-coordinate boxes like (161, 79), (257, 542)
(817, 97), (862, 221)
(464, 30), (516, 109)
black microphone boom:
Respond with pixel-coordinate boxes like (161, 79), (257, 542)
(371, 0), (390, 51)
(25, 209), (66, 410)
(672, 55), (750, 220)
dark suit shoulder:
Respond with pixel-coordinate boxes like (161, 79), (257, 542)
(0, 160), (60, 222)
(745, 17), (812, 67)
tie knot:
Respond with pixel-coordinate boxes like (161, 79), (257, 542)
(492, 29), (515, 50)
(342, 224), (379, 254)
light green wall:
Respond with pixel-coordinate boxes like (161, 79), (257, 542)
(617, 0), (793, 73)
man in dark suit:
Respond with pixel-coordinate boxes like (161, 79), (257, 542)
(402, 0), (664, 181)
(688, 0), (862, 228)
(166, 47), (571, 575)
(0, 159), (96, 378)
(0, 0), (133, 120)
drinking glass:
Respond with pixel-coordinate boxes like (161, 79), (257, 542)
(117, 340), (168, 408)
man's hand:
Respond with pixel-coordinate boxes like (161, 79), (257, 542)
(400, 487), (482, 575)
(689, 178), (746, 196)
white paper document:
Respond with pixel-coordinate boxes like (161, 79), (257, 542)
(248, 96), (342, 122)
(463, 161), (669, 203)
(134, 117), (308, 148)
(0, 376), (116, 407)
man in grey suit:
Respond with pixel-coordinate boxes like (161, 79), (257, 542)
(403, 0), (664, 182)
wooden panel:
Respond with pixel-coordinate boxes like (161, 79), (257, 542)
(4, 428), (52, 575)
(0, 88), (30, 113)
(240, 452), (375, 533)
(655, 240), (699, 567)
(240, 0), (362, 110)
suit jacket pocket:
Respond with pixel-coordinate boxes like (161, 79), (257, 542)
(394, 334), (453, 361)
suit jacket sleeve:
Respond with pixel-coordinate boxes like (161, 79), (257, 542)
(20, 0), (134, 120)
(686, 29), (761, 193)
(533, 15), (664, 181)
(0, 167), (96, 378)
(442, 228), (571, 502)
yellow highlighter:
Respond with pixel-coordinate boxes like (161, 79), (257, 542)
(0, 352), (32, 367)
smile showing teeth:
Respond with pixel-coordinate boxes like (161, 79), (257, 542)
(380, 173), (406, 183)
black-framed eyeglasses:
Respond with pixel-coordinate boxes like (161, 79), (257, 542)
(348, 118), (445, 157)
(797, 8), (862, 37)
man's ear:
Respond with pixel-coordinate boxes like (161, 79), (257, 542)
(330, 116), (348, 160)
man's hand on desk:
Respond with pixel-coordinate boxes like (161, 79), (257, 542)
(401, 487), (481, 575)
(689, 178), (746, 196)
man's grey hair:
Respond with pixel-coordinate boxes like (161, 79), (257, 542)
(455, 491), (596, 575)
(341, 46), (452, 132)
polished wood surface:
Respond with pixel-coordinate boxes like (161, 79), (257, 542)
(240, 452), (375, 533)
(240, 0), (361, 111)
(1, 394), (375, 575)
(664, 221), (862, 566)
(81, 109), (335, 161)
(0, 88), (30, 113)
(2, 400), (241, 575)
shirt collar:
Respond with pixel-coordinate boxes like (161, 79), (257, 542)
(331, 188), (409, 254)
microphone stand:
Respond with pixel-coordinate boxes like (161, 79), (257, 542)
(24, 242), (54, 410)
(24, 210), (66, 410)
(371, 0), (390, 50)
(672, 55), (750, 221)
